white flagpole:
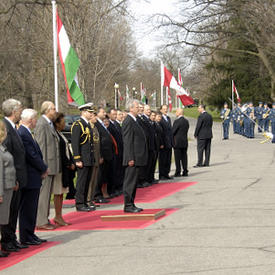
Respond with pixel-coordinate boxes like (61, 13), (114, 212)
(52, 1), (58, 111)
(166, 86), (168, 105)
(160, 61), (163, 105)
(231, 80), (234, 109)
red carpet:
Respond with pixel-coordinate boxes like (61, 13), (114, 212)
(0, 241), (60, 271)
(63, 181), (197, 206)
(36, 208), (178, 231)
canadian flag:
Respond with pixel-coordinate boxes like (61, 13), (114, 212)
(166, 87), (172, 111)
(232, 80), (241, 103)
(161, 62), (194, 106)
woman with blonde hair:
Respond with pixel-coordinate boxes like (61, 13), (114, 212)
(0, 121), (16, 257)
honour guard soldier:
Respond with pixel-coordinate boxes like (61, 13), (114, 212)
(247, 102), (255, 138)
(220, 102), (231, 140)
(269, 103), (275, 141)
(255, 102), (264, 133)
(232, 105), (238, 134)
(262, 103), (270, 132)
(71, 103), (95, 212)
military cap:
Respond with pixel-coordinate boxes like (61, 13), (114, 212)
(259, 101), (263, 104)
(78, 102), (94, 112)
(264, 102), (268, 105)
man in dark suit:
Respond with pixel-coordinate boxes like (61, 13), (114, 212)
(172, 108), (189, 177)
(194, 104), (213, 167)
(1, 99), (28, 252)
(93, 107), (113, 203)
(122, 99), (148, 213)
(159, 104), (173, 180)
(107, 108), (124, 196)
(140, 105), (156, 185)
(18, 109), (48, 245)
(71, 103), (95, 212)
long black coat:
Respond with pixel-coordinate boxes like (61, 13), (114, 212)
(3, 118), (27, 188)
(159, 115), (173, 149)
(194, 112), (213, 139)
(95, 120), (114, 161)
(122, 115), (148, 167)
(172, 116), (189, 149)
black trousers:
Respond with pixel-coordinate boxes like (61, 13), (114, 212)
(111, 155), (124, 194)
(75, 166), (92, 207)
(158, 148), (172, 178)
(123, 166), (140, 207)
(139, 150), (154, 184)
(149, 151), (158, 182)
(174, 147), (188, 174)
(94, 160), (113, 198)
(19, 188), (40, 242)
(197, 138), (211, 166)
(1, 189), (21, 244)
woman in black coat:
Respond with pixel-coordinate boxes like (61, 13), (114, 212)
(53, 113), (75, 226)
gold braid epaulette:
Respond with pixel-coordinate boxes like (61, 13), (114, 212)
(71, 120), (91, 145)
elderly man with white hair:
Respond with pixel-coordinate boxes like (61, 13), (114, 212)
(18, 109), (48, 245)
(34, 101), (60, 230)
(1, 99), (28, 252)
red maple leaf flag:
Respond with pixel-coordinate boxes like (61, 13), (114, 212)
(232, 80), (241, 103)
(161, 62), (194, 106)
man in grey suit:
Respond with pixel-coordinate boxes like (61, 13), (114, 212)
(34, 101), (60, 230)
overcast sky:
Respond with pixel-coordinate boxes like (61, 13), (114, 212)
(129, 0), (180, 57)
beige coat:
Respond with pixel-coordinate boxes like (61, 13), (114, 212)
(34, 116), (60, 175)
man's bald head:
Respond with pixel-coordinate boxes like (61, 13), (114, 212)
(176, 108), (184, 117)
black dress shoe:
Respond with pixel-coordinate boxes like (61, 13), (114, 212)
(134, 205), (143, 212)
(142, 182), (151, 187)
(88, 204), (96, 211)
(22, 240), (41, 246)
(0, 251), (9, 257)
(165, 176), (173, 180)
(94, 198), (110, 203)
(33, 235), (47, 243)
(203, 164), (209, 167)
(124, 206), (141, 213)
(182, 172), (188, 177)
(76, 206), (91, 212)
(13, 240), (28, 249)
(193, 164), (203, 168)
(159, 176), (167, 181)
(1, 242), (20, 252)
(174, 173), (181, 177)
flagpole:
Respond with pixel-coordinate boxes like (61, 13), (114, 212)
(231, 80), (234, 110)
(160, 61), (163, 106)
(52, 0), (58, 111)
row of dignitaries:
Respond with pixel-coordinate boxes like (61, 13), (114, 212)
(0, 99), (48, 256)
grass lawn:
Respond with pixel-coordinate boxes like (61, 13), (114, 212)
(182, 107), (221, 122)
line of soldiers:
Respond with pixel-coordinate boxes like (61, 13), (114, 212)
(220, 102), (275, 140)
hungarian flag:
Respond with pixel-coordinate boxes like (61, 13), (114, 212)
(118, 89), (123, 101)
(232, 80), (241, 103)
(56, 10), (85, 106)
(140, 82), (147, 104)
(161, 62), (194, 106)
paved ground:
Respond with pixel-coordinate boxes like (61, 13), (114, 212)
(2, 118), (275, 275)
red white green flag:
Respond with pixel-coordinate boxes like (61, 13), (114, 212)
(56, 10), (85, 106)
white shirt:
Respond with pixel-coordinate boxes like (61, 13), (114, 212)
(4, 117), (15, 129)
(21, 124), (32, 135)
(43, 114), (53, 128)
(81, 116), (89, 125)
(128, 113), (137, 121)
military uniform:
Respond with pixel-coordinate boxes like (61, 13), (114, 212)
(71, 104), (95, 211)
(243, 105), (255, 138)
(262, 104), (270, 132)
(269, 104), (275, 139)
(255, 103), (263, 133)
(220, 107), (231, 139)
